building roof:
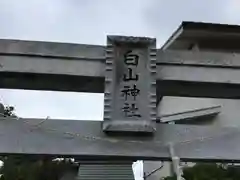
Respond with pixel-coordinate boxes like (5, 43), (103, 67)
(160, 105), (221, 123)
(161, 21), (240, 52)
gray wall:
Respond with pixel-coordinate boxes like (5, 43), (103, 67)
(159, 96), (240, 127)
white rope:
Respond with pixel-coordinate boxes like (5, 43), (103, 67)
(168, 143), (182, 180)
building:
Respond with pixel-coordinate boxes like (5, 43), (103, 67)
(143, 21), (240, 180)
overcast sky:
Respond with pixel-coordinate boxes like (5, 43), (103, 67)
(0, 0), (240, 179)
(1, 0), (240, 119)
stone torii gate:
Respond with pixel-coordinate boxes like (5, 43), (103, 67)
(1, 34), (240, 179)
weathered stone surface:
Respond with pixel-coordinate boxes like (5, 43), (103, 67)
(103, 36), (157, 133)
(2, 39), (240, 99)
(0, 117), (240, 162)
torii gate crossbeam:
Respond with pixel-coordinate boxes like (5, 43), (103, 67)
(1, 39), (240, 99)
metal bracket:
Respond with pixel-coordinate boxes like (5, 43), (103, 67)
(143, 161), (163, 180)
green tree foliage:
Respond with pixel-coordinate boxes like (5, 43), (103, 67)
(162, 175), (177, 180)
(162, 163), (240, 180)
(0, 104), (77, 180)
(3, 106), (15, 117)
(0, 156), (76, 180)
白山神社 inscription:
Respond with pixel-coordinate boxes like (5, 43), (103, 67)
(103, 36), (157, 133)
(121, 50), (141, 118)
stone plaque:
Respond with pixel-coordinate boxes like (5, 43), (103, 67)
(103, 36), (157, 134)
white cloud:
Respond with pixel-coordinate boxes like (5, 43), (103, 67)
(143, 0), (240, 46)
(0, 0), (153, 45)
(224, 0), (240, 24)
(0, 89), (103, 120)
